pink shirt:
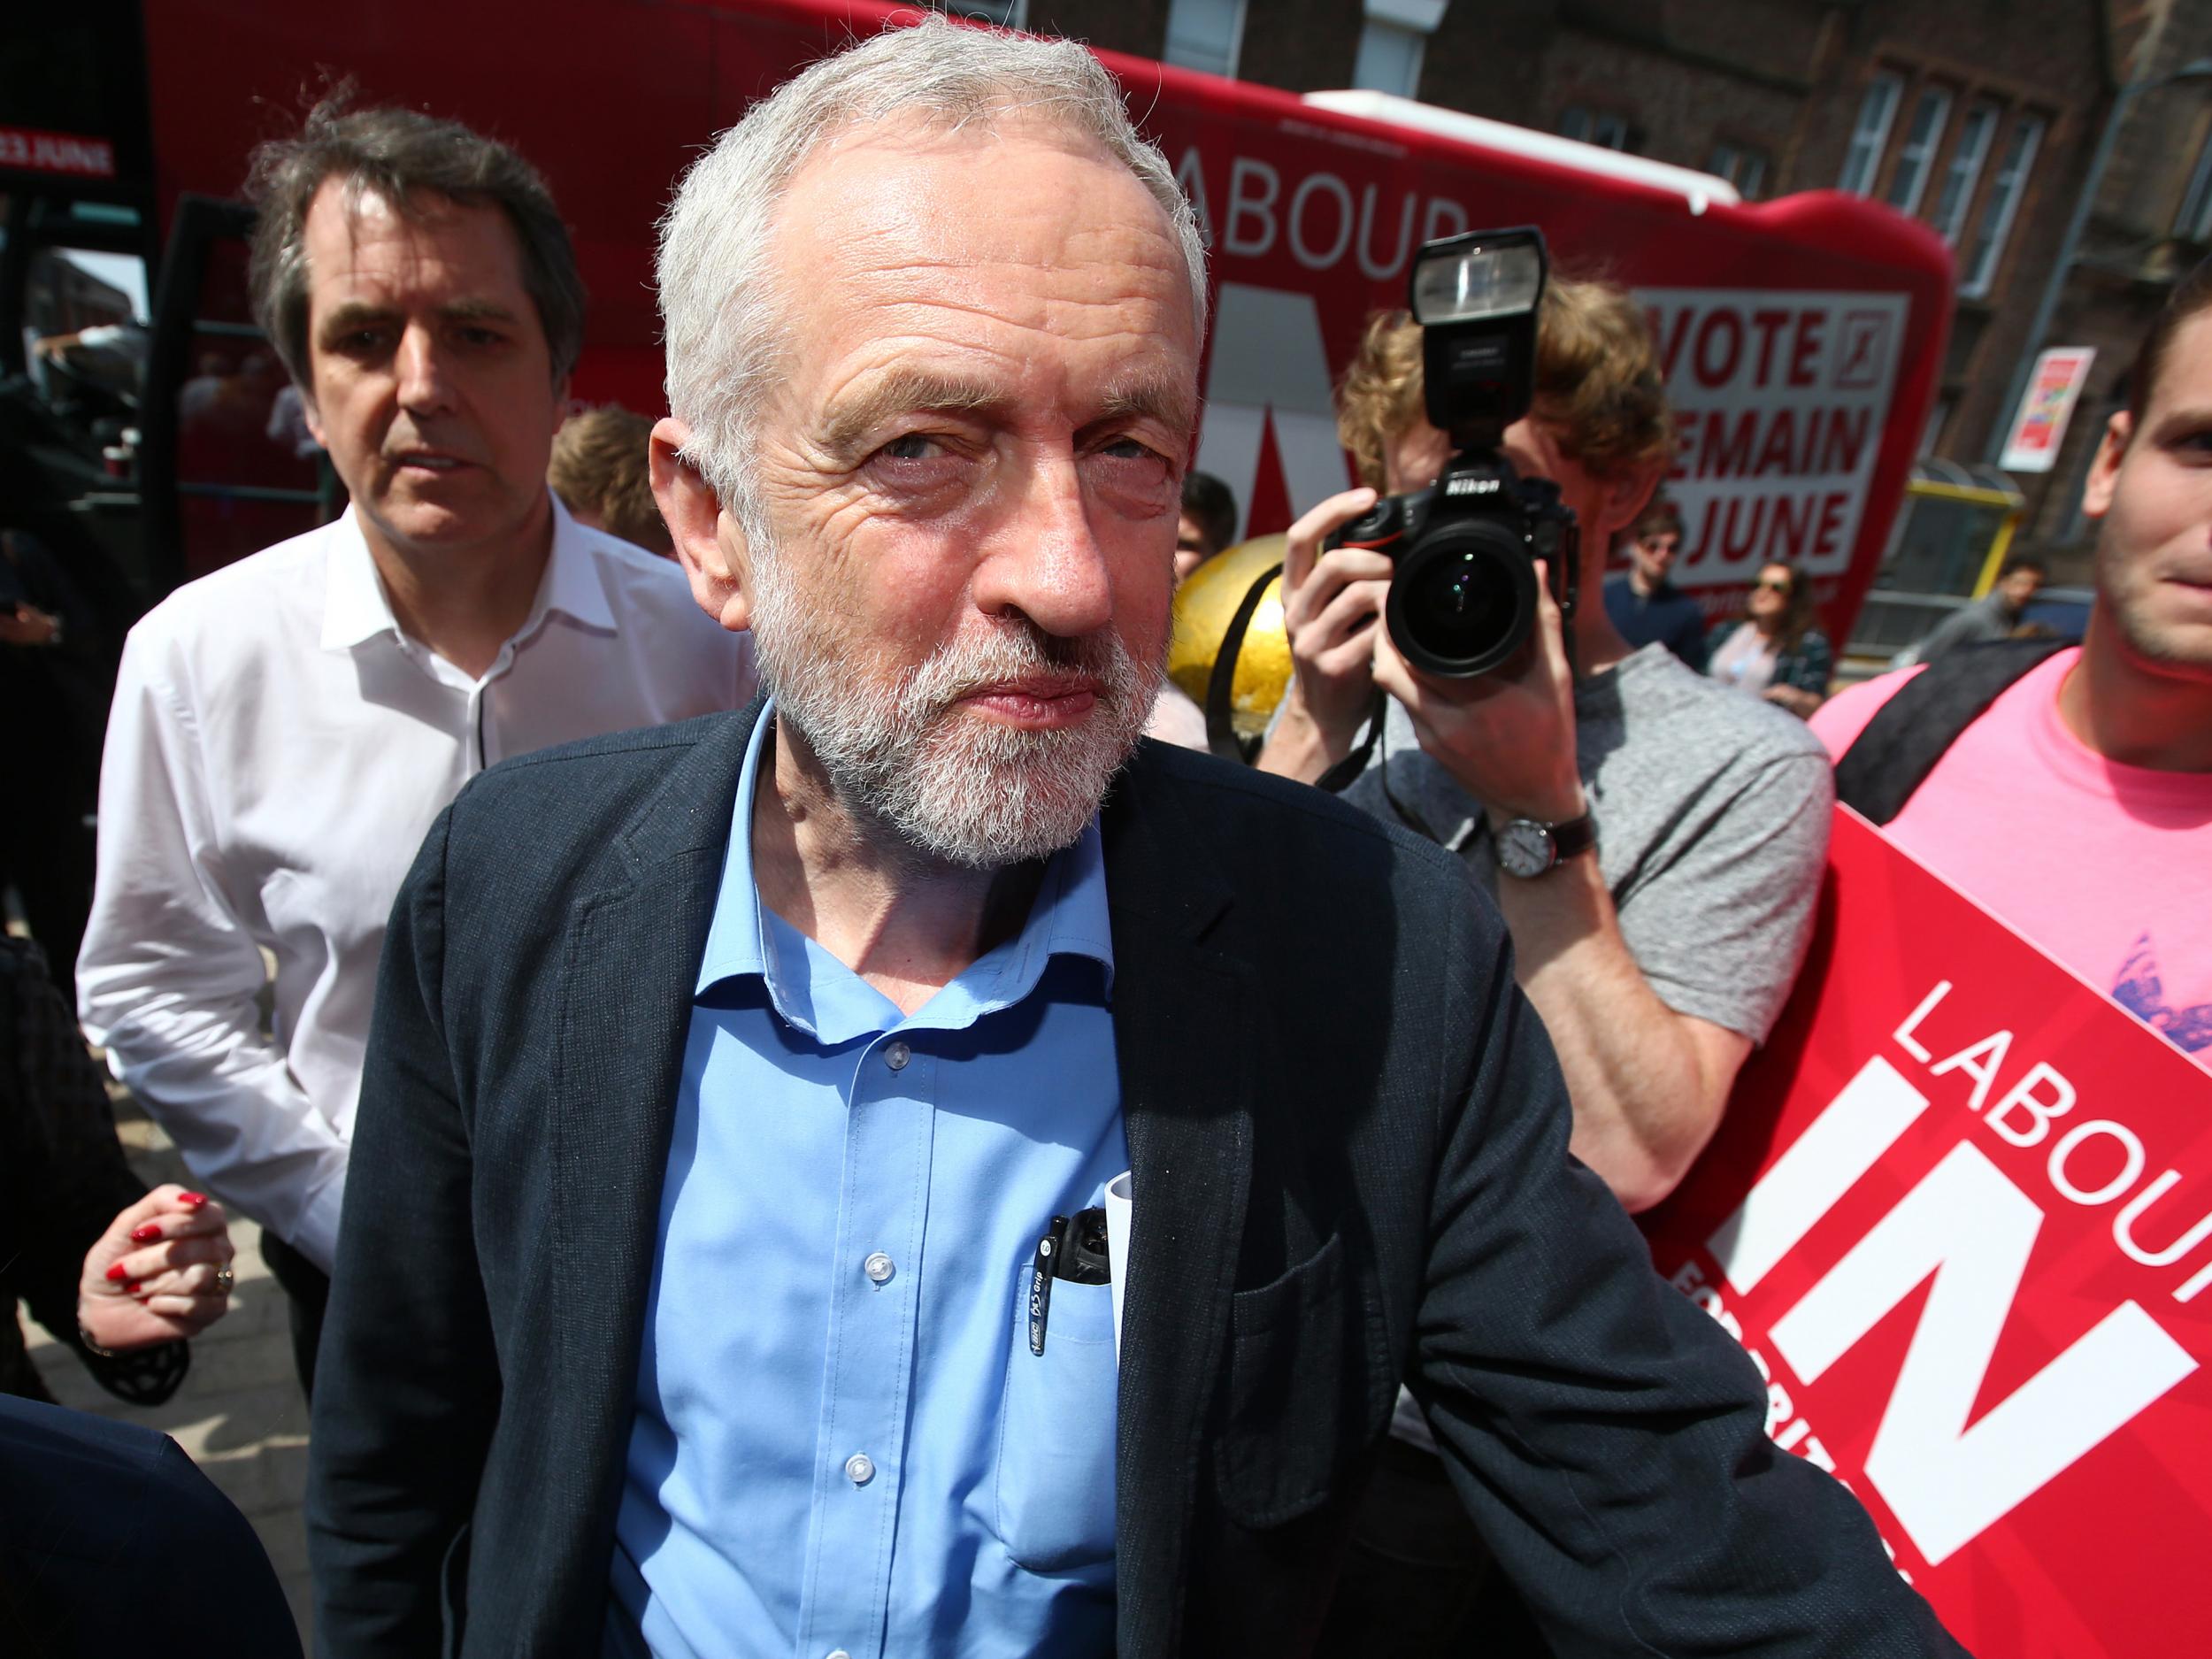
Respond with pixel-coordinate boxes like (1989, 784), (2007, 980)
(1812, 649), (2212, 1068)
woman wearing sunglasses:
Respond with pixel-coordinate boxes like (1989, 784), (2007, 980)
(1706, 561), (1833, 718)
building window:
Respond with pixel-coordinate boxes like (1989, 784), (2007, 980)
(1961, 112), (2044, 298)
(1930, 102), (1999, 245)
(1354, 22), (1426, 96)
(1707, 141), (1770, 199)
(1561, 106), (1632, 150)
(1164, 0), (1247, 79)
(1351, 0), (1448, 98)
(1885, 86), (1954, 216)
(2176, 131), (2212, 243)
(943, 0), (1027, 25)
(1839, 71), (1904, 196)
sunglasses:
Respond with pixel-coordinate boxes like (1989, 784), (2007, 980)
(1754, 577), (1793, 594)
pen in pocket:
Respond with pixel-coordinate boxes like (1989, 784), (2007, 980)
(1028, 1206), (1110, 1356)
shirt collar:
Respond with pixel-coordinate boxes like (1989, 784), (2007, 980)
(694, 703), (1116, 1028)
(539, 495), (619, 633)
(319, 493), (618, 653)
(319, 507), (398, 651)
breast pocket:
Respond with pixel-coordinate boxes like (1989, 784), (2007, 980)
(1212, 1231), (1390, 1530)
(996, 1267), (1118, 1573)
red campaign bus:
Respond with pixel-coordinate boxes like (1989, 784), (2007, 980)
(1, 0), (1949, 643)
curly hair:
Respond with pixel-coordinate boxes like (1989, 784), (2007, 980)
(549, 406), (670, 555)
(1335, 277), (1674, 490)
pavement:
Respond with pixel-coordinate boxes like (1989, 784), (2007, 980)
(21, 1087), (315, 1648)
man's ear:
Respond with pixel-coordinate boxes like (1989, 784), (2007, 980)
(300, 380), (326, 452)
(1596, 457), (1667, 550)
(650, 418), (754, 634)
(2080, 410), (2132, 521)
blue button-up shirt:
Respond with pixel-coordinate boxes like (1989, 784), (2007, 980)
(610, 709), (1126, 1659)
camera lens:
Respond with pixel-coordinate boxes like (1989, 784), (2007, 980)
(1387, 519), (1537, 678)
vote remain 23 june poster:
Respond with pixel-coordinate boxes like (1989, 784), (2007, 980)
(1639, 810), (2212, 1657)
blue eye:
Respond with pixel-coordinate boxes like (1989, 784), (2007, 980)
(879, 433), (939, 461)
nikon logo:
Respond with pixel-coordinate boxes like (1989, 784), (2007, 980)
(1445, 476), (1501, 497)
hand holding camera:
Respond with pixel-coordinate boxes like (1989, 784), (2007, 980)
(1372, 555), (1587, 827)
(1277, 485), (1392, 764)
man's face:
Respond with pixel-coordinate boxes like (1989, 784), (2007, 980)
(1174, 512), (1214, 583)
(2081, 311), (2212, 683)
(1632, 527), (1681, 588)
(733, 114), (1196, 865)
(300, 181), (564, 562)
(1998, 566), (2045, 611)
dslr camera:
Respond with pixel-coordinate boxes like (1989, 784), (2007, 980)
(1326, 227), (1578, 679)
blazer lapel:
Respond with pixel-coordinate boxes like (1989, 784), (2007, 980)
(544, 704), (763, 1588)
(1105, 751), (1257, 1658)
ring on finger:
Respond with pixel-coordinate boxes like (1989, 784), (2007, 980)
(213, 1262), (235, 1294)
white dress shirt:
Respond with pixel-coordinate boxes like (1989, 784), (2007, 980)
(78, 498), (756, 1270)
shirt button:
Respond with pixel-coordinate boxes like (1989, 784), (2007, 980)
(864, 1252), (895, 1285)
(845, 1451), (876, 1486)
(826, 1651), (852, 1659)
(884, 1041), (911, 1071)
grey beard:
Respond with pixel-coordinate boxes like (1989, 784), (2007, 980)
(749, 552), (1162, 869)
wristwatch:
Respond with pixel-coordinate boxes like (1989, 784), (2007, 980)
(1493, 811), (1597, 879)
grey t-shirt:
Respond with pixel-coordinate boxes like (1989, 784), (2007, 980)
(1911, 589), (2018, 664)
(1340, 642), (1833, 1045)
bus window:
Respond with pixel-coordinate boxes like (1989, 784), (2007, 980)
(142, 198), (330, 586)
(25, 241), (149, 413)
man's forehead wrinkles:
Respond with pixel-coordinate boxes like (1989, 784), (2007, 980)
(815, 367), (1007, 452)
(815, 291), (1187, 353)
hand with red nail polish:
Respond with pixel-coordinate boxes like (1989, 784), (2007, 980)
(79, 1183), (236, 1353)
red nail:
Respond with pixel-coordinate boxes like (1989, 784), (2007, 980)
(131, 1224), (163, 1242)
(126, 1281), (142, 1294)
(106, 1263), (129, 1282)
(178, 1193), (208, 1208)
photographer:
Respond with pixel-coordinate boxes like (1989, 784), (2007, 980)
(1258, 280), (1832, 1214)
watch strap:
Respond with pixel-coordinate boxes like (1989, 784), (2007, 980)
(1548, 811), (1597, 862)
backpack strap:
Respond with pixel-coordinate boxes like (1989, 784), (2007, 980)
(1833, 637), (2070, 825)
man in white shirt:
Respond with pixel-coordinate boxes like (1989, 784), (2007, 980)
(76, 99), (753, 1392)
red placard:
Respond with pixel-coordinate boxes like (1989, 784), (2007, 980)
(1640, 810), (2212, 1657)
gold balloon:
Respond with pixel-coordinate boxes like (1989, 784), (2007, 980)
(1167, 534), (1294, 741)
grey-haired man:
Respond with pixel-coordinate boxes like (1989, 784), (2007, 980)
(309, 19), (1961, 1659)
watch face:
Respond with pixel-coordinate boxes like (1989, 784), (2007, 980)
(1497, 819), (1555, 878)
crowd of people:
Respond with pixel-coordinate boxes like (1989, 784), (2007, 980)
(4, 14), (2209, 1659)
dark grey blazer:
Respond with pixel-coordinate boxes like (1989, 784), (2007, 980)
(307, 702), (1963, 1657)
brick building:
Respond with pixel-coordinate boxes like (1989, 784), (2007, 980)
(949, 0), (2212, 578)
(2004, 0), (2212, 559)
